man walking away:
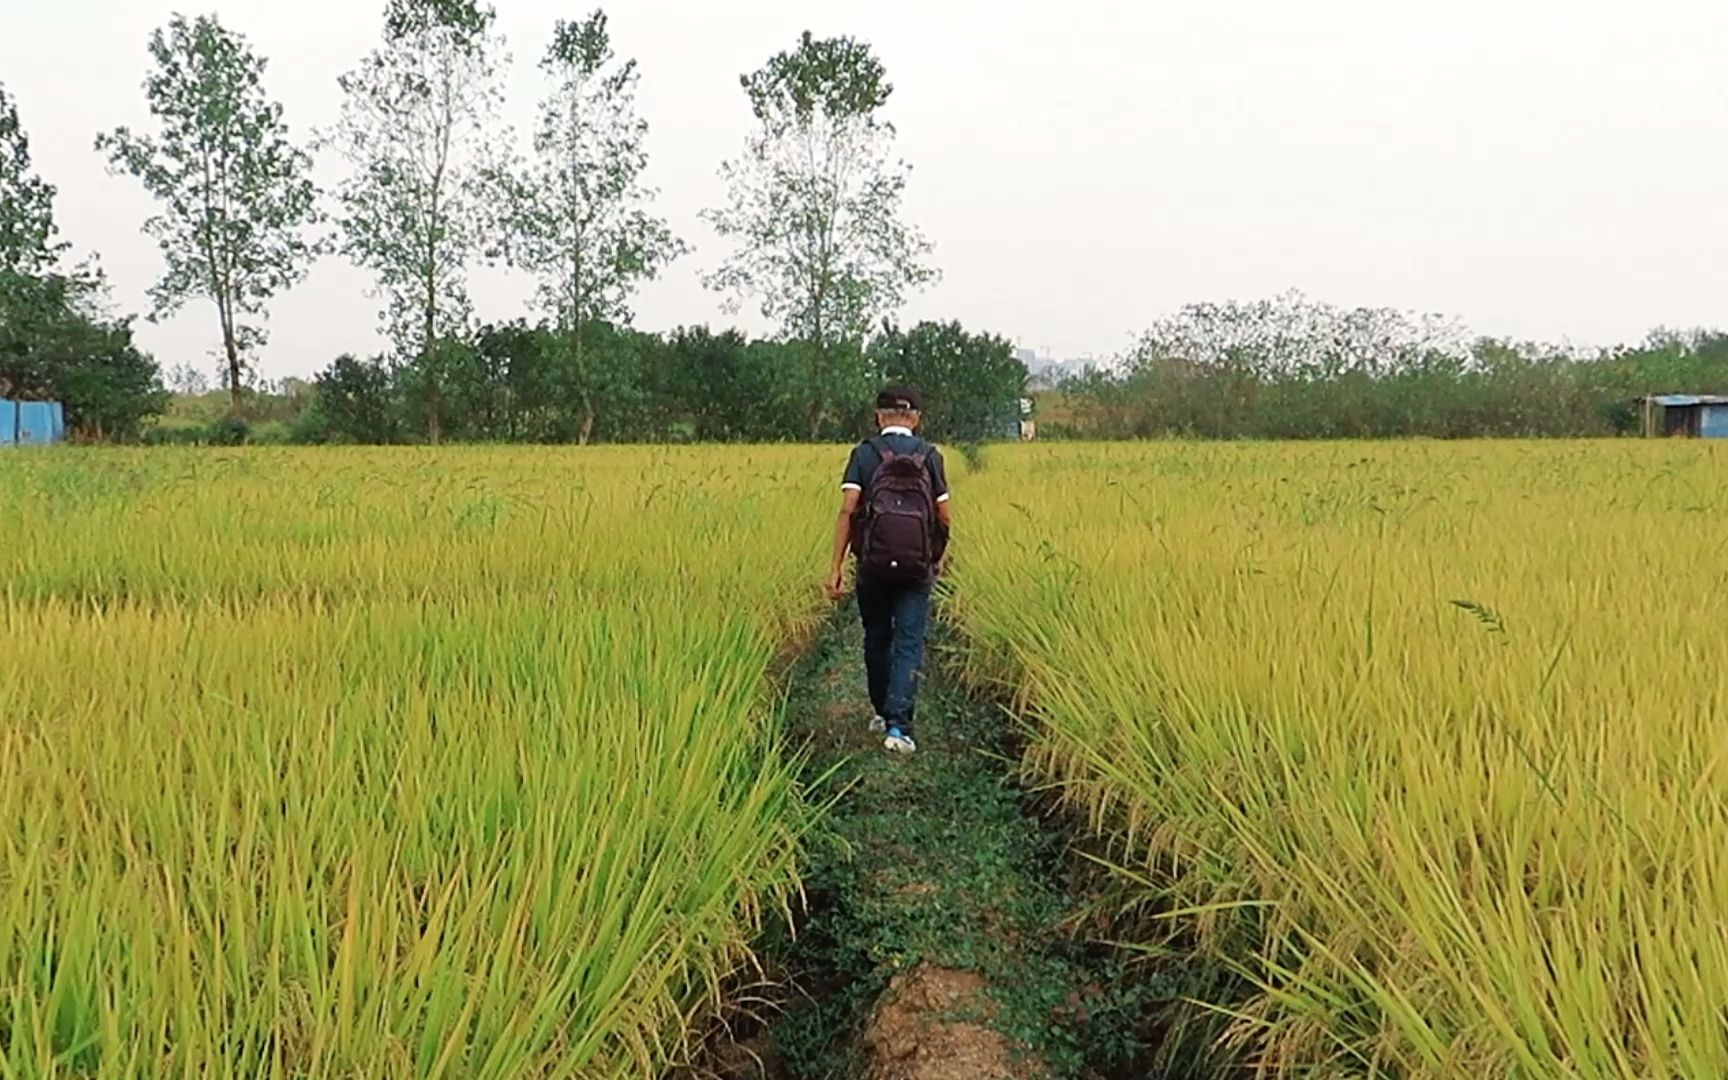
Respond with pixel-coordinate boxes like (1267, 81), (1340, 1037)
(827, 385), (952, 754)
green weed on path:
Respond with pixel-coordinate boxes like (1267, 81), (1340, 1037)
(755, 607), (1186, 1080)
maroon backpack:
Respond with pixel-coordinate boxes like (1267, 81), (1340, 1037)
(855, 438), (938, 583)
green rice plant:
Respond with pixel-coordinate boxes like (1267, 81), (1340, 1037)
(948, 440), (1728, 1078)
(0, 446), (835, 1078)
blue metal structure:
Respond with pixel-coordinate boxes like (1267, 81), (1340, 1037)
(0, 399), (67, 446)
(1701, 405), (1728, 439)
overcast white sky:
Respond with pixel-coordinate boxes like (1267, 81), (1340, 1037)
(3, 0), (1725, 380)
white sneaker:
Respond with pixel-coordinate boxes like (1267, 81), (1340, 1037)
(868, 714), (887, 733)
(883, 729), (917, 754)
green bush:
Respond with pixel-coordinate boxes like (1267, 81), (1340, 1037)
(209, 417), (251, 446)
(141, 423), (209, 446)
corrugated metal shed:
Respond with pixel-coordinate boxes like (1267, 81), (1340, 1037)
(1638, 394), (1728, 438)
(1, 399), (67, 446)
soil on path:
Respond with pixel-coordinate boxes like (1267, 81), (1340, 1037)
(700, 606), (1164, 1080)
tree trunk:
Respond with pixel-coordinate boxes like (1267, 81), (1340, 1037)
(221, 315), (243, 416)
(574, 333), (594, 446)
(807, 337), (827, 440)
(426, 389), (442, 445)
(809, 297), (828, 440)
(423, 273), (441, 445)
(424, 285), (437, 369)
(572, 308), (595, 446)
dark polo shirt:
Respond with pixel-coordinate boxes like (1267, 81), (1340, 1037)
(841, 426), (951, 583)
(839, 426), (951, 504)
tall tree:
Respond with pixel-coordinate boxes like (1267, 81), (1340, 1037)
(97, 15), (320, 413)
(498, 10), (683, 443)
(327, 0), (506, 441)
(0, 266), (168, 439)
(0, 85), (168, 439)
(704, 32), (935, 437)
(0, 84), (63, 278)
(1, 84), (63, 404)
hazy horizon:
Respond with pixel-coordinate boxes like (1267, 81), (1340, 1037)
(4, 0), (1724, 382)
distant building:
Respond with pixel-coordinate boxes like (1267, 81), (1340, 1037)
(1021, 350), (1101, 391)
(1637, 394), (1728, 438)
(0, 399), (67, 446)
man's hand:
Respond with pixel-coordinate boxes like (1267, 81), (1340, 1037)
(830, 490), (862, 602)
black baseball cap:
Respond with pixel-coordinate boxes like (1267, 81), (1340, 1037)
(876, 384), (922, 412)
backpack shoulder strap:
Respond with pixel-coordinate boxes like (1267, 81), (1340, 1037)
(857, 440), (888, 505)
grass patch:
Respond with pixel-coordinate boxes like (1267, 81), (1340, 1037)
(762, 607), (1209, 1079)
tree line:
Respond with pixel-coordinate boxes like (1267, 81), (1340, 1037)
(4, 1), (1720, 445)
(1049, 292), (1728, 440)
(184, 319), (1016, 445)
(3, 0), (994, 443)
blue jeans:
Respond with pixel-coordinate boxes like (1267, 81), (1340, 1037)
(856, 572), (932, 736)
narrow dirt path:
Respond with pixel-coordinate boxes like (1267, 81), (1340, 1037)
(728, 606), (1160, 1080)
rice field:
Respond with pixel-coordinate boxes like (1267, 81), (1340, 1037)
(0, 446), (832, 1078)
(8, 439), (1727, 1078)
(948, 440), (1728, 1077)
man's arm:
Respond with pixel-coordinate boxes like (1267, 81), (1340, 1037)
(828, 488), (862, 598)
(933, 498), (953, 572)
(929, 448), (953, 567)
(829, 446), (867, 598)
